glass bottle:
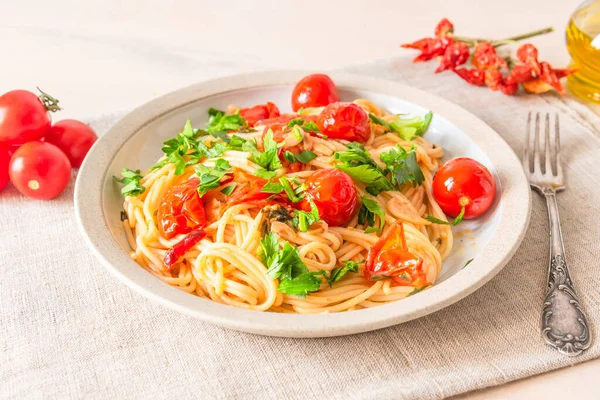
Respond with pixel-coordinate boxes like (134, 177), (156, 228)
(566, 0), (600, 103)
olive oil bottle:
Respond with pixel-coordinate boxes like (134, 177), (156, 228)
(566, 0), (600, 102)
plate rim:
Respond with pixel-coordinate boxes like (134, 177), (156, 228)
(74, 70), (531, 337)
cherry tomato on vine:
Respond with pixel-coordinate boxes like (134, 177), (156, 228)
(0, 143), (11, 191)
(316, 102), (371, 142)
(9, 142), (71, 200)
(239, 102), (280, 126)
(291, 74), (340, 112)
(157, 178), (207, 239)
(44, 119), (98, 168)
(299, 168), (358, 226)
(432, 157), (496, 219)
(0, 89), (60, 146)
(364, 222), (426, 287)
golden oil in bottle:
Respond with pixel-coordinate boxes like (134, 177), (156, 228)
(566, 0), (600, 103)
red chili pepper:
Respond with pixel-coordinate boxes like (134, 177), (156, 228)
(472, 42), (508, 70)
(500, 80), (519, 96)
(163, 228), (207, 270)
(401, 37), (453, 63)
(435, 42), (470, 73)
(539, 61), (564, 95)
(484, 69), (503, 91)
(453, 68), (485, 86)
(554, 68), (578, 79)
(504, 64), (534, 85)
(435, 18), (454, 38)
(516, 44), (541, 75)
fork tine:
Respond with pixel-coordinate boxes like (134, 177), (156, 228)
(555, 114), (562, 178)
(523, 112), (531, 172)
(544, 113), (552, 175)
(533, 112), (541, 172)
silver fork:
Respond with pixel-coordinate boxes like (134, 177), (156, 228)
(523, 112), (591, 356)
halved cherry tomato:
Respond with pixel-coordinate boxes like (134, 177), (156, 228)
(44, 119), (98, 168)
(157, 178), (207, 239)
(9, 142), (71, 200)
(299, 168), (358, 226)
(365, 222), (426, 287)
(239, 102), (280, 126)
(0, 90), (55, 146)
(292, 74), (339, 112)
(227, 173), (273, 207)
(0, 142), (11, 191)
(256, 114), (318, 142)
(432, 157), (496, 219)
(316, 102), (370, 143)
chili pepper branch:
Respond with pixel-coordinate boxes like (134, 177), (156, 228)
(452, 26), (554, 47)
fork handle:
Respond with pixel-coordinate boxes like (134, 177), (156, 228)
(541, 188), (591, 356)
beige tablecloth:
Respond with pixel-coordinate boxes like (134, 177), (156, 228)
(2, 58), (600, 399)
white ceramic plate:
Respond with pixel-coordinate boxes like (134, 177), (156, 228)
(75, 71), (531, 337)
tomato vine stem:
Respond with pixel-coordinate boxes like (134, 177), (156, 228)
(37, 87), (62, 112)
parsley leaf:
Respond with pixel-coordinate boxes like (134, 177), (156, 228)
(195, 159), (232, 196)
(462, 258), (474, 269)
(206, 108), (248, 133)
(292, 199), (320, 232)
(244, 129), (283, 171)
(369, 111), (433, 141)
(228, 135), (247, 151)
(380, 145), (424, 187)
(258, 233), (322, 297)
(327, 260), (363, 286)
(408, 284), (431, 296)
(261, 180), (285, 194)
(334, 142), (396, 195)
(286, 118), (322, 134)
(294, 151), (317, 163)
(425, 204), (466, 226)
(154, 120), (205, 174)
(358, 196), (385, 233)
(279, 176), (304, 203)
(253, 168), (278, 179)
(114, 168), (146, 197)
(221, 183), (237, 196)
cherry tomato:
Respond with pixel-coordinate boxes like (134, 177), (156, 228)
(0, 143), (11, 191)
(157, 178), (207, 239)
(257, 114), (318, 142)
(432, 157), (496, 219)
(239, 102), (280, 126)
(299, 168), (358, 226)
(9, 142), (71, 200)
(316, 102), (371, 142)
(277, 146), (304, 173)
(291, 74), (340, 112)
(227, 173), (273, 207)
(0, 90), (53, 146)
(364, 222), (426, 287)
(44, 120), (97, 168)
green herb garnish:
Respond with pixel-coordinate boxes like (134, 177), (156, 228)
(369, 111), (433, 141)
(195, 159), (232, 196)
(380, 145), (424, 187)
(114, 168), (145, 197)
(358, 196), (385, 233)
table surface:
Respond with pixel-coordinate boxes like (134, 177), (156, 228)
(2, 1), (599, 398)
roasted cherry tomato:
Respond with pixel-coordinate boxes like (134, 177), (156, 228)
(0, 90), (57, 146)
(256, 114), (318, 142)
(227, 173), (273, 207)
(157, 178), (207, 239)
(277, 146), (304, 173)
(432, 157), (496, 219)
(291, 74), (339, 112)
(299, 168), (358, 226)
(0, 142), (11, 191)
(9, 142), (71, 200)
(44, 119), (98, 168)
(364, 222), (426, 287)
(239, 102), (280, 127)
(316, 102), (371, 143)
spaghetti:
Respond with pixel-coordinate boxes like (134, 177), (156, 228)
(118, 96), (453, 314)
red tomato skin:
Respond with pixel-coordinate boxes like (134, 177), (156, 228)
(0, 143), (11, 191)
(257, 114), (318, 142)
(300, 168), (358, 226)
(9, 142), (71, 200)
(239, 102), (280, 126)
(291, 74), (340, 112)
(432, 157), (496, 219)
(157, 178), (207, 239)
(316, 102), (371, 143)
(0, 90), (51, 146)
(44, 120), (98, 168)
